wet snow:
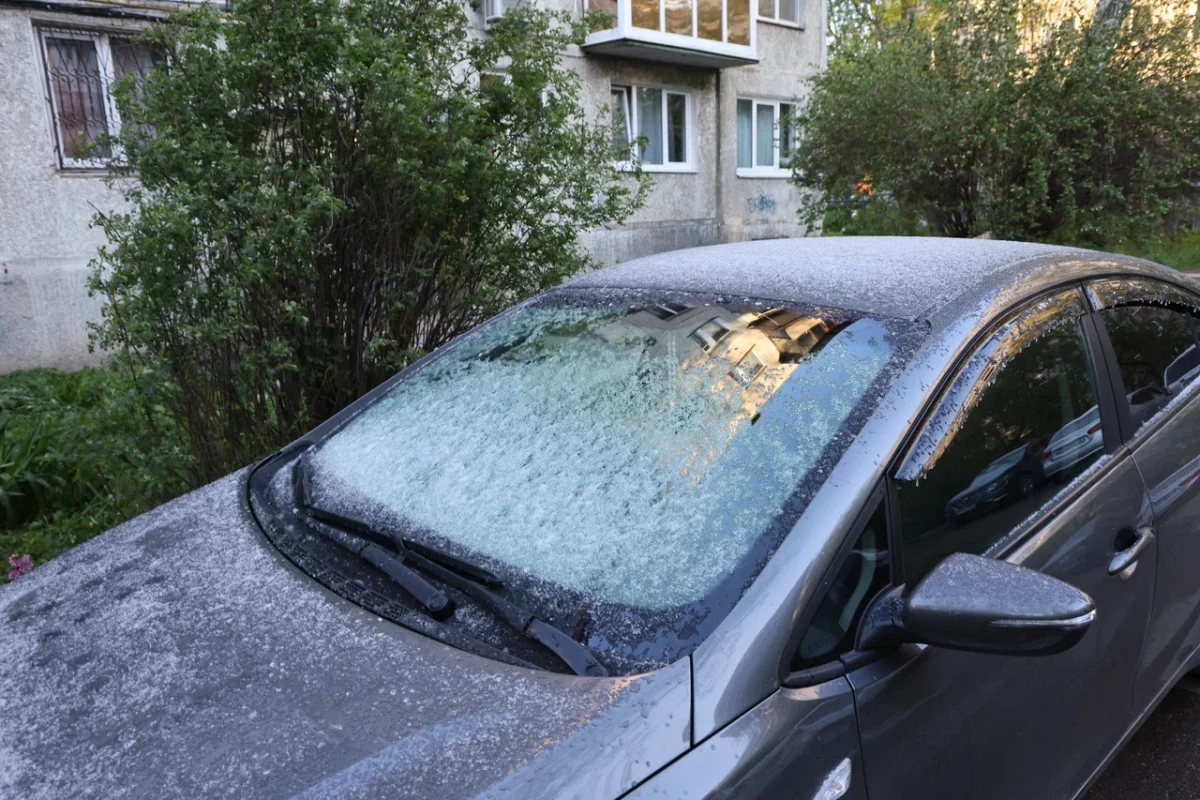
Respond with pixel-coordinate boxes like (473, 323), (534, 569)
(0, 474), (689, 799)
(314, 307), (898, 611)
(568, 237), (1087, 320)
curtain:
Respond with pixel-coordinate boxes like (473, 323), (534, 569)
(45, 37), (110, 160)
(737, 99), (753, 169)
(638, 88), (663, 165)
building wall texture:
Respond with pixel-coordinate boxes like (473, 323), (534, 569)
(0, 0), (826, 373)
(568, 3), (827, 263)
(0, 7), (140, 372)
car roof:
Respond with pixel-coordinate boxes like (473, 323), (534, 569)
(568, 236), (1133, 321)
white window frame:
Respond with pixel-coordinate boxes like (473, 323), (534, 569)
(36, 26), (140, 170)
(755, 0), (804, 28)
(581, 0), (758, 63)
(611, 83), (695, 174)
(735, 97), (796, 179)
(483, 0), (505, 26)
(480, 70), (513, 87)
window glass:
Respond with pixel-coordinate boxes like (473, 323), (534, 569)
(755, 103), (775, 167)
(794, 501), (890, 668)
(589, 0), (618, 28)
(637, 87), (664, 164)
(779, 0), (798, 22)
(727, 0), (751, 44)
(1100, 304), (1200, 433)
(109, 38), (158, 139)
(738, 100), (795, 173)
(667, 93), (687, 163)
(758, 0), (774, 18)
(110, 37), (155, 83)
(312, 296), (916, 616)
(479, 72), (507, 90)
(665, 0), (693, 35)
(633, 0), (661, 29)
(698, 0), (722, 39)
(44, 36), (110, 161)
(736, 100), (754, 169)
(895, 292), (1102, 586)
(610, 88), (631, 154)
(779, 103), (795, 165)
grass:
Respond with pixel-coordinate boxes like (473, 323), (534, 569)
(1112, 232), (1200, 272)
(0, 368), (189, 584)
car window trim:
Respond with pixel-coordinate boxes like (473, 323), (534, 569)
(1080, 311), (1124, 456)
(886, 282), (1088, 479)
(778, 481), (890, 687)
(1087, 308), (1137, 443)
(885, 282), (1123, 577)
(1085, 277), (1200, 447)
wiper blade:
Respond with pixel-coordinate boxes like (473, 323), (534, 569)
(292, 454), (605, 677)
(403, 550), (609, 678)
(292, 459), (454, 621)
(294, 454), (500, 583)
(401, 537), (503, 588)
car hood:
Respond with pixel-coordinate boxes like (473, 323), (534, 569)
(0, 473), (691, 800)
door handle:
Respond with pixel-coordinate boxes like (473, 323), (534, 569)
(1109, 526), (1154, 576)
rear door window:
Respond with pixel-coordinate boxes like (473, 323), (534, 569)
(893, 289), (1106, 586)
(1097, 303), (1200, 435)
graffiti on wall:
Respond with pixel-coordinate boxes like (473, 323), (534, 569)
(746, 189), (776, 216)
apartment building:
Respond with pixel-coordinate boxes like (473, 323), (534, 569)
(522, 0), (829, 263)
(0, 0), (825, 372)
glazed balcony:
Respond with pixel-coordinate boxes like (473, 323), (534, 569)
(582, 0), (756, 68)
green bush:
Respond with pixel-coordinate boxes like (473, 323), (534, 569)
(1113, 231), (1200, 272)
(793, 0), (1200, 246)
(0, 369), (189, 578)
(90, 0), (647, 486)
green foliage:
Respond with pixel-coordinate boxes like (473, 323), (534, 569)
(794, 0), (1200, 245)
(0, 369), (189, 579)
(90, 0), (648, 485)
(0, 414), (49, 528)
(1112, 231), (1200, 272)
(827, 0), (950, 57)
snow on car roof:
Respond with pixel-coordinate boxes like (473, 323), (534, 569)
(569, 236), (1087, 320)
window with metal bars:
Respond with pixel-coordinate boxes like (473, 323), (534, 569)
(36, 25), (157, 169)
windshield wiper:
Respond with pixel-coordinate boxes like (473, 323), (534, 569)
(291, 454), (607, 677)
(292, 459), (454, 621)
(400, 537), (503, 588)
(294, 455), (503, 586)
(401, 549), (609, 678)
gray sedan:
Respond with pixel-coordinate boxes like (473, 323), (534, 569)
(5, 237), (1200, 799)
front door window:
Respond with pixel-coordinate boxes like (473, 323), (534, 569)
(894, 289), (1105, 585)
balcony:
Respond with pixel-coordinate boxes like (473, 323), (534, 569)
(582, 0), (756, 69)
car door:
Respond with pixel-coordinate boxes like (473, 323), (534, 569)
(623, 494), (892, 800)
(848, 287), (1156, 800)
(1084, 278), (1200, 709)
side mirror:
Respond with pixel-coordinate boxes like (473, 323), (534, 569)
(857, 553), (1095, 656)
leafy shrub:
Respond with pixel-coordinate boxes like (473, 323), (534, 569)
(1113, 232), (1200, 272)
(793, 0), (1200, 245)
(0, 369), (189, 577)
(0, 414), (49, 528)
(90, 0), (647, 485)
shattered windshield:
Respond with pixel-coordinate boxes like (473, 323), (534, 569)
(304, 290), (918, 667)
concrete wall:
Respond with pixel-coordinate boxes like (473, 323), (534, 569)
(718, 15), (825, 244)
(558, 0), (827, 264)
(573, 55), (721, 263)
(0, 6), (140, 373)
